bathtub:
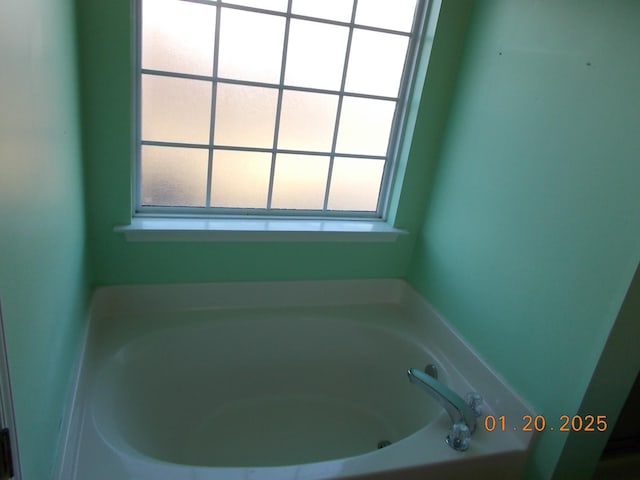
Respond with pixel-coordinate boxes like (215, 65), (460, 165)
(57, 279), (535, 480)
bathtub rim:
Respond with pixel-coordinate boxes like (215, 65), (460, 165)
(55, 278), (537, 480)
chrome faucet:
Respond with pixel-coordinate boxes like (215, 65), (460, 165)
(407, 367), (482, 451)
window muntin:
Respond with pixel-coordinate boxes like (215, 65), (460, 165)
(136, 0), (426, 217)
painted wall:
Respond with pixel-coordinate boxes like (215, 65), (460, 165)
(557, 263), (640, 478)
(76, 0), (472, 286)
(408, 1), (640, 479)
(0, 0), (88, 479)
(72, 0), (640, 477)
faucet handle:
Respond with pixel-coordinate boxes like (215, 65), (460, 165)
(446, 422), (471, 451)
(466, 392), (483, 417)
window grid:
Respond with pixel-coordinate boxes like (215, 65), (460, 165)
(136, 0), (427, 218)
(323, 0), (358, 211)
(204, 1), (221, 207)
(139, 70), (401, 103)
(266, 0), (292, 209)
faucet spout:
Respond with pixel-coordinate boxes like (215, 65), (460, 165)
(407, 368), (479, 434)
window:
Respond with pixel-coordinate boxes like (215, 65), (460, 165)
(136, 0), (427, 219)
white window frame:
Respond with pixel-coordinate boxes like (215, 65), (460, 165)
(132, 0), (431, 223)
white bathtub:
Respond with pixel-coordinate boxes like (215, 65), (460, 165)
(57, 279), (535, 480)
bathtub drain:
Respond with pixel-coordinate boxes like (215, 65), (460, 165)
(377, 440), (391, 449)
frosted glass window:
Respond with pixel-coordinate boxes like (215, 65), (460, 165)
(356, 0), (418, 32)
(336, 97), (396, 156)
(278, 91), (338, 152)
(214, 83), (278, 148)
(223, 0), (287, 12)
(211, 151), (272, 208)
(346, 30), (409, 97)
(285, 20), (349, 90)
(218, 8), (285, 84)
(328, 158), (384, 211)
(271, 155), (329, 209)
(292, 0), (354, 24)
(142, 0), (216, 76)
(141, 146), (208, 207)
(141, 75), (211, 144)
(136, 0), (427, 216)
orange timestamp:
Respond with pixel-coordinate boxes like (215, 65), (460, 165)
(482, 415), (608, 433)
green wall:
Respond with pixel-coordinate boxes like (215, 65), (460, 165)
(76, 0), (473, 286)
(556, 263), (640, 478)
(0, 0), (88, 479)
(408, 0), (640, 478)
(12, 0), (636, 479)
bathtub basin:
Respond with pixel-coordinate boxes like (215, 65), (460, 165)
(93, 306), (442, 467)
(57, 279), (535, 480)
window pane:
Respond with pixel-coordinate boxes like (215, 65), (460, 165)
(218, 8), (285, 84)
(141, 75), (211, 144)
(336, 97), (395, 156)
(223, 0), (288, 12)
(142, 0), (216, 76)
(214, 83), (278, 148)
(211, 150), (271, 208)
(141, 146), (208, 207)
(328, 157), (384, 211)
(136, 0), (427, 216)
(291, 0), (354, 23)
(355, 0), (417, 32)
(271, 154), (329, 209)
(345, 30), (409, 97)
(285, 19), (349, 90)
(278, 91), (338, 152)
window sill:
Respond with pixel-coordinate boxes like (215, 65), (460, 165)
(114, 217), (407, 242)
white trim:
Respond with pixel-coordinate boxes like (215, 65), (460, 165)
(114, 216), (407, 242)
(0, 301), (22, 480)
(51, 307), (91, 480)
